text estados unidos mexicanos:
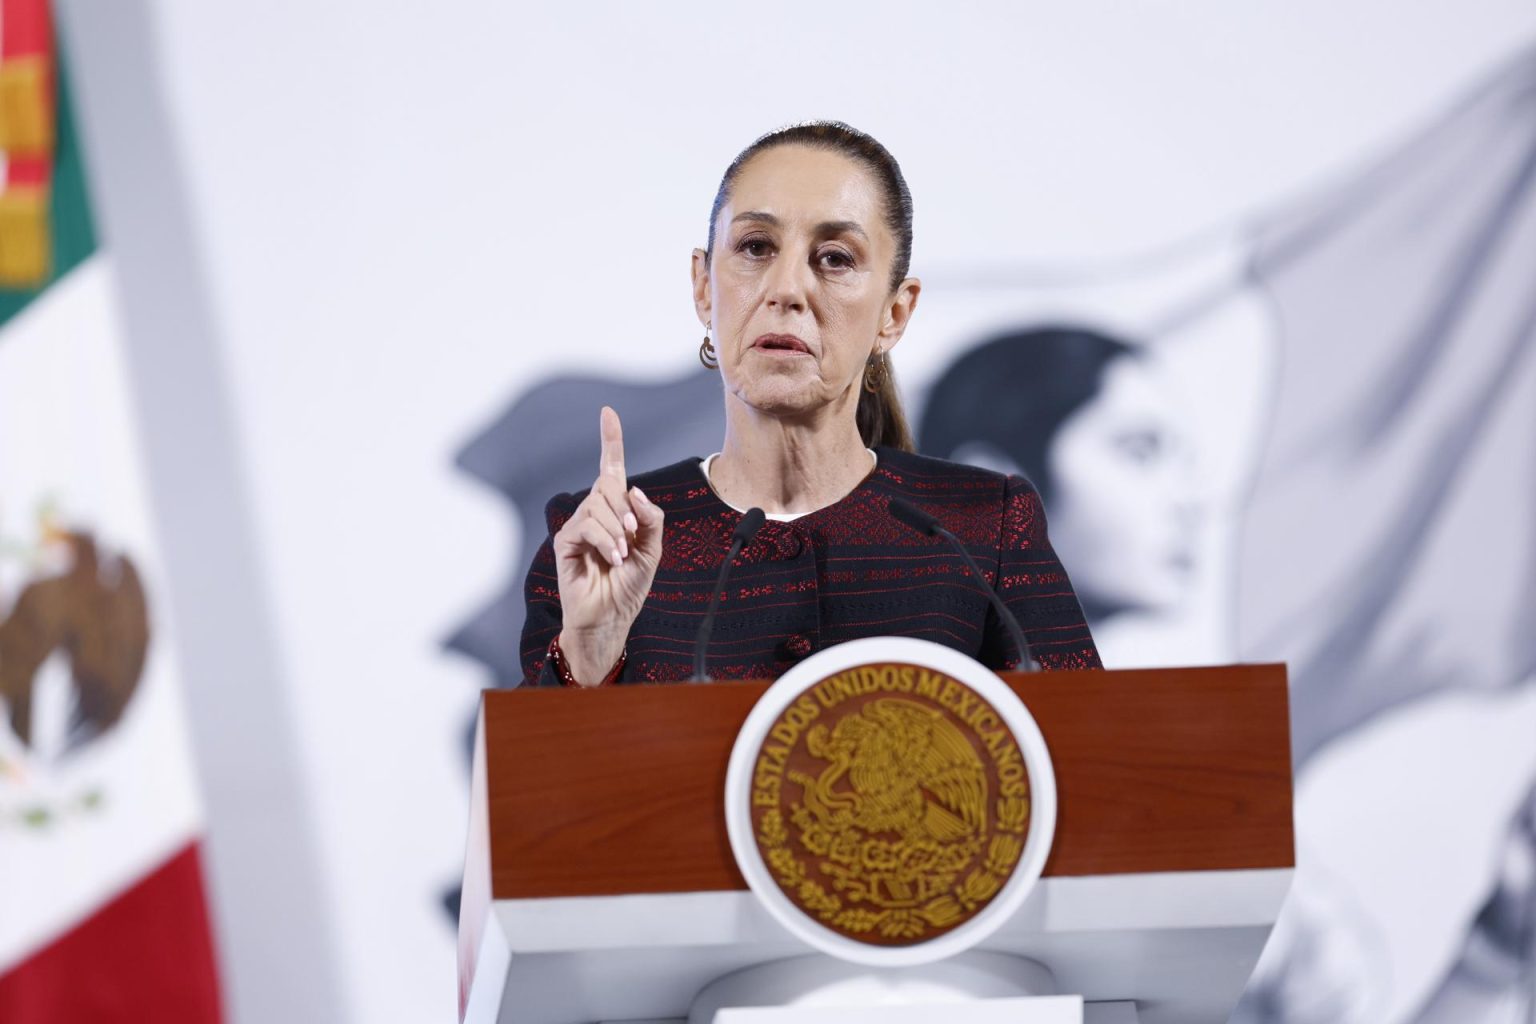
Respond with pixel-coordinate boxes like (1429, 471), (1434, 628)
(751, 664), (1028, 809)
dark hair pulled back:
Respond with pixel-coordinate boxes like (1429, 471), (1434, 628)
(919, 327), (1139, 504)
(706, 121), (915, 452)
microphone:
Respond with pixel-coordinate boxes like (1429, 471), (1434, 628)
(887, 497), (1038, 673)
(692, 507), (767, 682)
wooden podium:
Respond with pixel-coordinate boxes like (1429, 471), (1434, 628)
(459, 664), (1293, 1024)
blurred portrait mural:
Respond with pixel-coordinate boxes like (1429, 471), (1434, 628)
(919, 327), (1203, 663)
(451, 50), (1536, 1024)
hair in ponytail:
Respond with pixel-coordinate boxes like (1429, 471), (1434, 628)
(857, 359), (914, 451)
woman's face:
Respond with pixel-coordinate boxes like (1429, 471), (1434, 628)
(693, 145), (918, 424)
(1044, 357), (1199, 618)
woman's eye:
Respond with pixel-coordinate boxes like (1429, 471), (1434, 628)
(740, 238), (773, 258)
(818, 249), (854, 270)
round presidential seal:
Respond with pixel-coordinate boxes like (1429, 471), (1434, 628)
(725, 637), (1056, 966)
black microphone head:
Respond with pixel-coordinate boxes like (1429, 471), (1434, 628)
(733, 507), (767, 545)
(887, 497), (940, 537)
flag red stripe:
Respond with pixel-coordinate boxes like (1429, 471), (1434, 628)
(5, 160), (49, 188)
(0, 0), (51, 59)
(0, 840), (223, 1023)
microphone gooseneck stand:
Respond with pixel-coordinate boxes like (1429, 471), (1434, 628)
(887, 497), (1039, 673)
(691, 507), (767, 682)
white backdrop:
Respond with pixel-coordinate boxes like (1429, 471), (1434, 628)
(55, 2), (1536, 1022)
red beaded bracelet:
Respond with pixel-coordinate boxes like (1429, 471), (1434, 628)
(547, 633), (626, 688)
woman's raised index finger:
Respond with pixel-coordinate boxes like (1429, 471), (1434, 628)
(599, 406), (626, 481)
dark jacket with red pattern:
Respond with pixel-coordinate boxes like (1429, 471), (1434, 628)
(520, 447), (1101, 686)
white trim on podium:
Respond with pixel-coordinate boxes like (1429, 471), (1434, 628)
(466, 867), (1289, 1024)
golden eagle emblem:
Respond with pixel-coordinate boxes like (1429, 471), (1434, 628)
(800, 699), (986, 845)
(0, 529), (149, 753)
(751, 664), (1032, 945)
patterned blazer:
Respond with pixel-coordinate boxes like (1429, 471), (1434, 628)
(521, 446), (1102, 686)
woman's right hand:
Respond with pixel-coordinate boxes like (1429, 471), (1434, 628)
(552, 406), (664, 684)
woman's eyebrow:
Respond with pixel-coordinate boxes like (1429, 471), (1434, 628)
(732, 211), (780, 227)
(731, 211), (869, 240)
(815, 220), (868, 241)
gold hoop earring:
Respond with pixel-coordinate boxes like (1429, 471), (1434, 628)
(863, 351), (886, 393)
(699, 326), (719, 370)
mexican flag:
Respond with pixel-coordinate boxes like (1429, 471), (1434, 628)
(0, 1), (223, 1019)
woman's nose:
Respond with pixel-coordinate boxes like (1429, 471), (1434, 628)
(764, 254), (810, 313)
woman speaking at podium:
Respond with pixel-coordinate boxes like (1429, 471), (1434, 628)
(520, 122), (1101, 687)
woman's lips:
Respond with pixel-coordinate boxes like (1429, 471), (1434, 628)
(753, 333), (812, 355)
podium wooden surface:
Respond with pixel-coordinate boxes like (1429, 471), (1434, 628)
(460, 663), (1293, 1024)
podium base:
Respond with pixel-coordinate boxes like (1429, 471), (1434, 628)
(687, 952), (1064, 1023)
(601, 1001), (1139, 1024)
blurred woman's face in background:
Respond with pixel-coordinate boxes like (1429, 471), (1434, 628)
(1044, 356), (1198, 618)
